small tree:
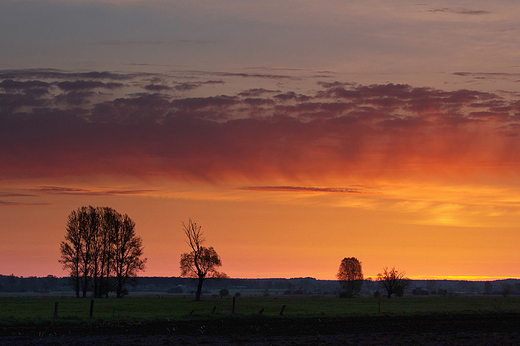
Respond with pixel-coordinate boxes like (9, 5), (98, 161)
(336, 257), (364, 298)
(179, 219), (227, 301)
(377, 267), (409, 298)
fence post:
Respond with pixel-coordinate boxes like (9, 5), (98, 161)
(279, 305), (286, 316)
(53, 302), (59, 318)
(232, 296), (236, 314)
(89, 299), (94, 318)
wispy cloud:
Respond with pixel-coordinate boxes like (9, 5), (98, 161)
(0, 192), (37, 197)
(239, 186), (376, 194)
(35, 186), (156, 196)
(427, 7), (491, 15)
(0, 200), (49, 207)
(97, 39), (217, 46)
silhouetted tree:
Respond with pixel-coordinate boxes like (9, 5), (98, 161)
(59, 206), (146, 298)
(336, 257), (364, 298)
(59, 206), (99, 298)
(59, 210), (83, 297)
(113, 214), (146, 298)
(377, 267), (409, 298)
(179, 219), (226, 301)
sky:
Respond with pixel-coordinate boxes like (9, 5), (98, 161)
(1, 0), (520, 281)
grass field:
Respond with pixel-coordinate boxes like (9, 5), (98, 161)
(1, 295), (520, 325)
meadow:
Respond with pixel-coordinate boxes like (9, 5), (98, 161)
(1, 294), (520, 325)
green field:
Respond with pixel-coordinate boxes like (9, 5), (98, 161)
(1, 295), (520, 325)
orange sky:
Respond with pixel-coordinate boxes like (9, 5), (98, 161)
(1, 0), (520, 280)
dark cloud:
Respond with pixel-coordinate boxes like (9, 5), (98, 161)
(2, 69), (520, 183)
(174, 83), (201, 92)
(243, 98), (275, 106)
(238, 88), (280, 97)
(427, 8), (491, 15)
(177, 70), (299, 80)
(170, 95), (238, 110)
(56, 80), (124, 91)
(0, 79), (51, 91)
(274, 92), (311, 102)
(173, 80), (225, 92)
(0, 69), (134, 81)
(55, 91), (95, 106)
(144, 84), (171, 92)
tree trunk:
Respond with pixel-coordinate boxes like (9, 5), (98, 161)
(195, 276), (204, 301)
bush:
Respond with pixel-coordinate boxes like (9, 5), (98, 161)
(219, 289), (229, 298)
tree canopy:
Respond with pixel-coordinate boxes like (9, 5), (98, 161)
(336, 257), (364, 298)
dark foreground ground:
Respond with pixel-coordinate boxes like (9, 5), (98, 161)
(1, 313), (520, 345)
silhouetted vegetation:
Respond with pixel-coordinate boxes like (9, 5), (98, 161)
(377, 267), (409, 298)
(336, 257), (364, 298)
(59, 206), (146, 298)
(179, 219), (227, 301)
(2, 275), (520, 298)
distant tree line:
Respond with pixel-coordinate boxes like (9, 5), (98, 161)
(2, 274), (520, 297)
(59, 206), (146, 298)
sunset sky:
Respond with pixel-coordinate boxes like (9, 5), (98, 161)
(1, 0), (520, 281)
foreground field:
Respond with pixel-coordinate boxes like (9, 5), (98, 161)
(1, 313), (520, 345)
(1, 296), (520, 345)
(1, 295), (520, 323)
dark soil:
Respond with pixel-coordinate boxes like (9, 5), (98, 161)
(1, 313), (520, 345)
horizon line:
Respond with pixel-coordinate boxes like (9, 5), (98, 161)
(5, 274), (520, 282)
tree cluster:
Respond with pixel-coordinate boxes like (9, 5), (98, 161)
(59, 206), (146, 298)
(336, 257), (410, 298)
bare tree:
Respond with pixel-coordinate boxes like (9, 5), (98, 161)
(336, 257), (364, 298)
(377, 267), (409, 298)
(179, 219), (226, 301)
